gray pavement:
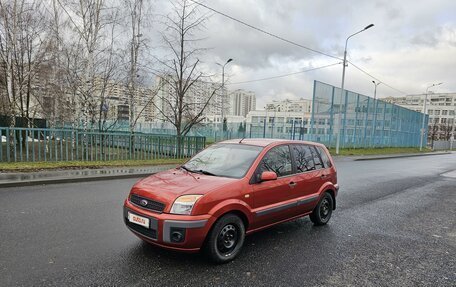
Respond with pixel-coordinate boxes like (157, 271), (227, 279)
(0, 154), (455, 286)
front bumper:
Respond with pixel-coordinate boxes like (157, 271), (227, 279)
(123, 200), (214, 252)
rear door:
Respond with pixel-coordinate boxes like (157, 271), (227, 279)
(251, 145), (295, 228)
(289, 144), (323, 213)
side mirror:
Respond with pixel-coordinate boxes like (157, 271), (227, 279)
(260, 171), (277, 182)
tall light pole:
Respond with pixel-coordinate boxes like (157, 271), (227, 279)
(451, 105), (455, 150)
(420, 82), (443, 151)
(371, 80), (381, 147)
(217, 58), (233, 135)
(335, 24), (374, 154)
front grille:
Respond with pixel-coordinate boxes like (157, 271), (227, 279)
(125, 218), (158, 240)
(130, 194), (166, 213)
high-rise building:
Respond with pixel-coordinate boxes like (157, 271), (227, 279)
(154, 75), (224, 121)
(228, 89), (256, 117)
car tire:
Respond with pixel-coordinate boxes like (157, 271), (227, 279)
(204, 214), (245, 264)
(309, 192), (333, 226)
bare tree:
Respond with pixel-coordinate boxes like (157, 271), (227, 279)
(0, 0), (50, 128)
(123, 0), (144, 133)
(154, 0), (219, 154)
(442, 120), (452, 141)
(57, 0), (120, 130)
(428, 118), (439, 147)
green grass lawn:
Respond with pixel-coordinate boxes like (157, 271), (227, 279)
(0, 158), (187, 172)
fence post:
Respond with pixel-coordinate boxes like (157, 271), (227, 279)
(6, 127), (10, 162)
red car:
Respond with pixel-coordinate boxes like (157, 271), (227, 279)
(124, 139), (338, 263)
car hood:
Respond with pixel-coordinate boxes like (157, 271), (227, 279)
(131, 168), (238, 205)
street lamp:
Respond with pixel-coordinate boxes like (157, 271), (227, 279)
(217, 58), (233, 136)
(335, 24), (374, 154)
(420, 82), (443, 151)
(451, 106), (455, 150)
(371, 80), (381, 147)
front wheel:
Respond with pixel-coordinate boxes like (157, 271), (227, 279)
(309, 192), (334, 226)
(204, 214), (245, 263)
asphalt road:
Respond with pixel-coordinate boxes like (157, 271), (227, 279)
(1, 154), (455, 286)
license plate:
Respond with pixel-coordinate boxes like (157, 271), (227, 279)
(128, 212), (150, 228)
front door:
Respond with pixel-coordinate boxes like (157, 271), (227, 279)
(251, 145), (295, 228)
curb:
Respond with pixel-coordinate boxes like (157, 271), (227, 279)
(353, 151), (452, 161)
(0, 172), (153, 188)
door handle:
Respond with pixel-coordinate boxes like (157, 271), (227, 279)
(320, 174), (328, 179)
(289, 181), (297, 187)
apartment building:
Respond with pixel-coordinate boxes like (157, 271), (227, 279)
(228, 89), (256, 117)
(385, 93), (456, 141)
(265, 98), (312, 113)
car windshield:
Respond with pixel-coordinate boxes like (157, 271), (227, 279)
(182, 143), (263, 178)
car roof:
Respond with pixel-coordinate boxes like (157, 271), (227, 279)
(219, 138), (325, 148)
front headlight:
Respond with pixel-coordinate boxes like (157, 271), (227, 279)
(170, 195), (202, 215)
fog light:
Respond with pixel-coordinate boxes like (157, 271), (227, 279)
(170, 227), (186, 243)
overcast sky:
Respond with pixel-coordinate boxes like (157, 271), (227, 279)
(154, 0), (456, 109)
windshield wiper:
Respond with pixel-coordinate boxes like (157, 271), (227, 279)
(180, 165), (191, 172)
(181, 166), (217, 176)
(195, 170), (217, 176)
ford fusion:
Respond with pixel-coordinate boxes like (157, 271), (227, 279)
(124, 139), (338, 263)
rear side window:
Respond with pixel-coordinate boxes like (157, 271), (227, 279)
(317, 146), (332, 168)
(257, 145), (293, 177)
(311, 146), (324, 169)
(291, 145), (315, 172)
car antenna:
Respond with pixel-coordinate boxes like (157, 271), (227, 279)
(239, 137), (245, 144)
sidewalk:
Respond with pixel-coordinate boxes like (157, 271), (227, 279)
(0, 164), (178, 188)
(350, 151), (451, 161)
(0, 151), (452, 188)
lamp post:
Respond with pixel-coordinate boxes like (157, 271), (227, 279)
(420, 82), (443, 151)
(217, 58), (233, 136)
(335, 24), (374, 155)
(451, 106), (455, 150)
(371, 80), (381, 147)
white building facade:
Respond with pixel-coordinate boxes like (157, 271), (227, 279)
(245, 99), (314, 139)
(385, 93), (456, 141)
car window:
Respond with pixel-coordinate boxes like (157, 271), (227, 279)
(316, 146), (332, 168)
(291, 144), (315, 172)
(257, 145), (293, 177)
(183, 143), (263, 178)
(311, 146), (324, 169)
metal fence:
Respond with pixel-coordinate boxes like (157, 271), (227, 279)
(0, 127), (205, 162)
(432, 140), (455, 150)
(310, 81), (428, 148)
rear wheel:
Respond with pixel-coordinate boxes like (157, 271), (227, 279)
(310, 192), (333, 226)
(204, 214), (245, 263)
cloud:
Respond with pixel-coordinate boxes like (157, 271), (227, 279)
(152, 0), (456, 109)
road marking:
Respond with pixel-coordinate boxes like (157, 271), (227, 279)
(440, 170), (456, 178)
